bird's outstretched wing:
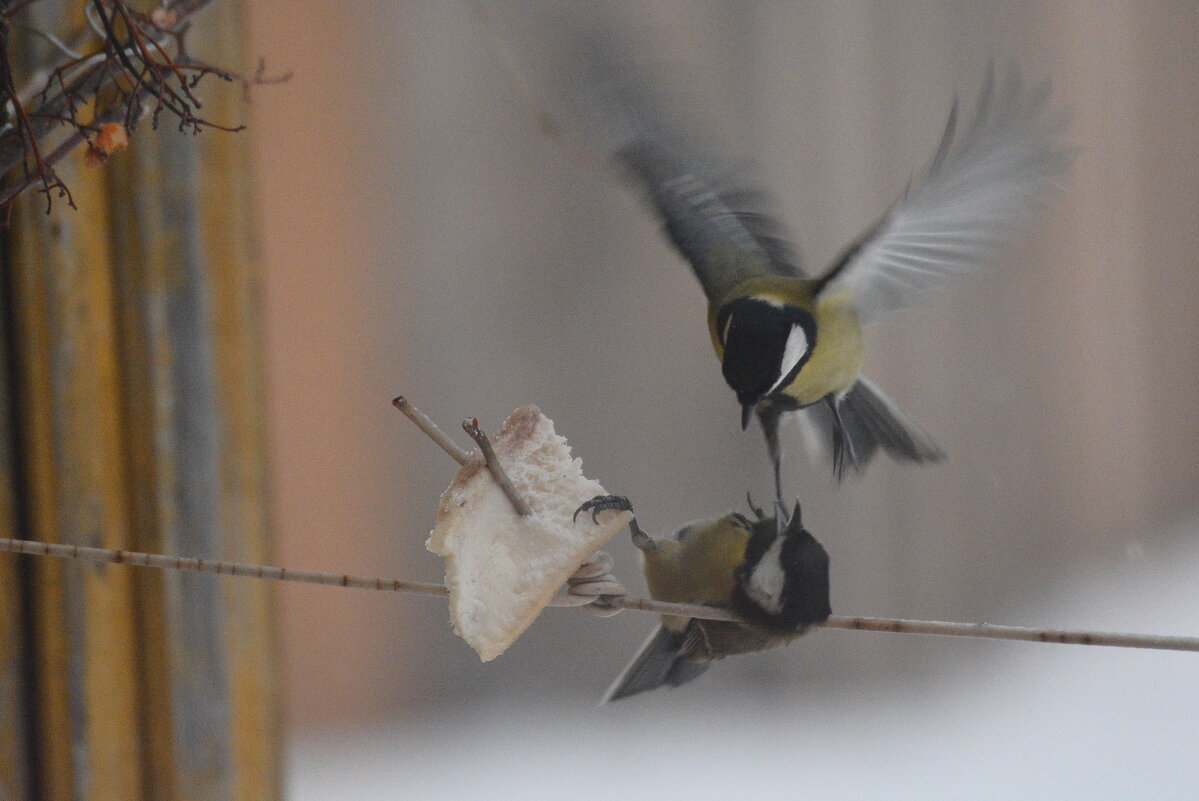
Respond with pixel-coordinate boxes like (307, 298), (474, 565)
(617, 141), (806, 302)
(545, 20), (805, 302)
(817, 67), (1071, 325)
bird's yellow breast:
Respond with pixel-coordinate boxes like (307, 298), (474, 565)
(642, 518), (751, 633)
(708, 277), (864, 406)
(794, 290), (863, 404)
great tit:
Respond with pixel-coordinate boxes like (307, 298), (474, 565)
(562, 30), (1071, 498)
(574, 494), (830, 702)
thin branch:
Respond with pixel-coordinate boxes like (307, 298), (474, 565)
(90, 0), (191, 130)
(462, 417), (532, 516)
(0, 86), (139, 211)
(0, 0), (276, 214)
(816, 615), (1199, 652)
(391, 396), (471, 465)
(15, 38), (104, 107)
(9, 19), (83, 60)
(0, 22), (74, 215)
(2, 536), (1197, 654)
(392, 395), (532, 516)
(0, 536), (449, 598)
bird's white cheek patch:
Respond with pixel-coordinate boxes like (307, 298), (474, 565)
(767, 324), (809, 395)
(745, 535), (787, 614)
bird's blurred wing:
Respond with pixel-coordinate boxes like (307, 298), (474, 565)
(618, 142), (806, 302)
(530, 16), (805, 301)
(817, 67), (1071, 325)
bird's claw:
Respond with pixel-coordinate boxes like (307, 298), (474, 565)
(831, 431), (859, 480)
(827, 398), (859, 480)
(745, 492), (766, 521)
(573, 494), (634, 524)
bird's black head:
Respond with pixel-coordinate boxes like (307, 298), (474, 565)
(715, 297), (816, 428)
(732, 501), (831, 633)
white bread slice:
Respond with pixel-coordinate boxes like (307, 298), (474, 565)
(427, 406), (631, 661)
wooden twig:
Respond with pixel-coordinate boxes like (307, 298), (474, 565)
(462, 417), (533, 516)
(816, 615), (1199, 651)
(2, 535), (1197, 654)
(391, 396), (470, 465)
(0, 21), (75, 213)
(0, 536), (449, 598)
(393, 395), (531, 515)
(0, 114), (90, 211)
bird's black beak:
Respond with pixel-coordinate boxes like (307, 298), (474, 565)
(740, 403), (754, 431)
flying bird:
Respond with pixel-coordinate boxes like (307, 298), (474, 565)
(548, 25), (1071, 500)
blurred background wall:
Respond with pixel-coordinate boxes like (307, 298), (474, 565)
(246, 0), (1199, 739)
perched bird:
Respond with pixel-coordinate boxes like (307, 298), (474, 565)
(547, 25), (1071, 499)
(574, 494), (831, 702)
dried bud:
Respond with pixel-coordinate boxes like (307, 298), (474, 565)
(149, 7), (178, 30)
(94, 123), (129, 155)
(83, 145), (107, 168)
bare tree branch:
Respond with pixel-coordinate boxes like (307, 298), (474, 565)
(0, 0), (286, 215)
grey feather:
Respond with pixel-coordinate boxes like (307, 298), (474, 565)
(617, 143), (805, 301)
(542, 18), (804, 302)
(818, 66), (1072, 324)
(602, 625), (710, 703)
(687, 619), (780, 659)
(801, 377), (945, 473)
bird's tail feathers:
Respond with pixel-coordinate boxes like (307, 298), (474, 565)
(602, 625), (709, 703)
(800, 377), (945, 476)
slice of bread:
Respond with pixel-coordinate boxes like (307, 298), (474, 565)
(427, 406), (631, 661)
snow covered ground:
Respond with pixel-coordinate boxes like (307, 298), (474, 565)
(289, 533), (1199, 800)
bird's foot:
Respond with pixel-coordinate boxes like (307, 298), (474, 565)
(831, 430), (859, 480)
(573, 494), (633, 524)
(574, 495), (655, 553)
(827, 397), (859, 480)
(745, 492), (767, 521)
